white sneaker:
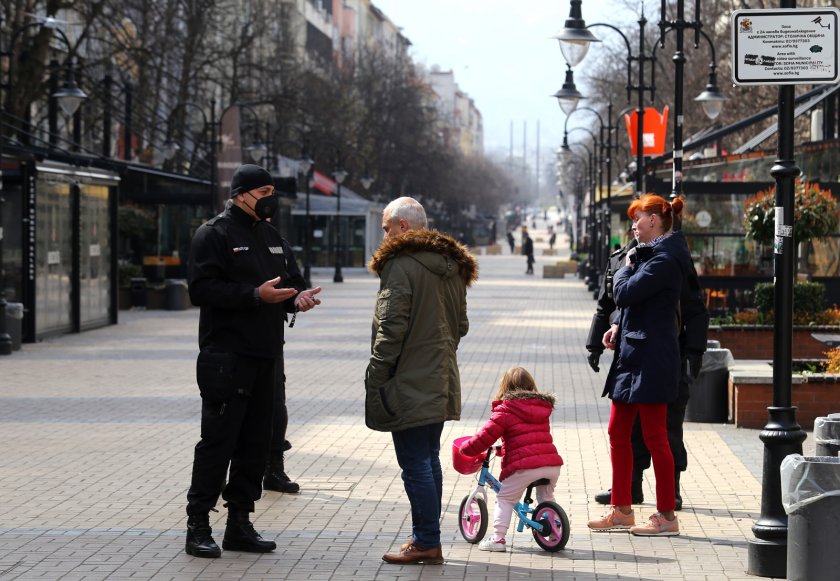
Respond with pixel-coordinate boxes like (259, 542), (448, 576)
(478, 537), (506, 552)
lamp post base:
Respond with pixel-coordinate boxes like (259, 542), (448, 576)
(303, 264), (311, 290)
(747, 406), (806, 579)
(747, 538), (787, 578)
(333, 264), (343, 283)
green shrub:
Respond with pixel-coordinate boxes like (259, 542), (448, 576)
(752, 281), (826, 317)
(118, 263), (143, 288)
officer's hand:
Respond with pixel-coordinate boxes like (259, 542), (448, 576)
(294, 286), (322, 312)
(685, 352), (703, 381)
(258, 277), (299, 303)
(587, 350), (602, 372)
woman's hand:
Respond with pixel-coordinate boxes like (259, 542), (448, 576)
(625, 248), (637, 267)
(602, 323), (619, 350)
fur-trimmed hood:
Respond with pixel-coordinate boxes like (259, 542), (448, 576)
(500, 389), (556, 407)
(368, 229), (479, 286)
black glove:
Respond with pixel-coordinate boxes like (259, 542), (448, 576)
(685, 352), (703, 381)
(587, 350), (602, 372)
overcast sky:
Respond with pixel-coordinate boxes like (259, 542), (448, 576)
(372, 0), (637, 161)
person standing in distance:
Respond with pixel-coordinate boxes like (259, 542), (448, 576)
(185, 164), (322, 558)
(367, 197), (478, 565)
(521, 226), (534, 275)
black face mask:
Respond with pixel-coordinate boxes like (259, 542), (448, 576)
(246, 192), (279, 220)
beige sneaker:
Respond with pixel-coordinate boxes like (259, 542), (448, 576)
(630, 512), (679, 537)
(587, 506), (635, 531)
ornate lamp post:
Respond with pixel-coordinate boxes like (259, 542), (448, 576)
(332, 167), (348, 283)
(0, 16), (87, 355)
(657, 4), (727, 200)
(556, 2), (656, 198)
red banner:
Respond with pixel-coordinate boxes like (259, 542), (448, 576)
(312, 170), (337, 195)
(624, 106), (669, 156)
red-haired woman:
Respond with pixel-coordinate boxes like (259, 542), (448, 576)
(587, 194), (691, 537)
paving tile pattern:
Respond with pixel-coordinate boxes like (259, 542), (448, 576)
(0, 224), (815, 580)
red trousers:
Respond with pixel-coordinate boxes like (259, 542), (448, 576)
(608, 401), (675, 512)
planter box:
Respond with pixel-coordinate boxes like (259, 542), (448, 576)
(728, 361), (840, 429)
(543, 261), (577, 279)
(709, 325), (840, 359)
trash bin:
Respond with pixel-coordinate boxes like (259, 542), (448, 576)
(165, 279), (189, 310)
(685, 347), (734, 423)
(814, 415), (840, 457)
(5, 302), (23, 351)
(782, 454), (840, 581)
(130, 277), (147, 309)
(707, 339), (721, 349)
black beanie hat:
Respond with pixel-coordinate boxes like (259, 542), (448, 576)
(229, 164), (274, 197)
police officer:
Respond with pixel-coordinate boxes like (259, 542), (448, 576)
(185, 164), (322, 558)
(586, 231), (708, 510)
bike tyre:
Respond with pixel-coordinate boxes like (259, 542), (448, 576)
(531, 501), (570, 552)
(458, 495), (488, 543)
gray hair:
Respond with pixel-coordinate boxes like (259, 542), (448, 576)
(384, 197), (428, 229)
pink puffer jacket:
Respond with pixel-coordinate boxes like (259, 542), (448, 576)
(460, 390), (563, 481)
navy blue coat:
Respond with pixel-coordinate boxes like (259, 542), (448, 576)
(602, 231), (693, 404)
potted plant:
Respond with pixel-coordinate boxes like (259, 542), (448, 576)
(743, 180), (839, 273)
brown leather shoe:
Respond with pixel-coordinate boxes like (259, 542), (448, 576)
(382, 543), (443, 565)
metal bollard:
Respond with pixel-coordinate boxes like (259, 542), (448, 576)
(814, 414), (840, 457)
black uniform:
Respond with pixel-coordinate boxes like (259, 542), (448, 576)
(186, 203), (305, 516)
(586, 238), (708, 475)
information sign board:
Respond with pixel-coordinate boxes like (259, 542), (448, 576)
(732, 8), (840, 85)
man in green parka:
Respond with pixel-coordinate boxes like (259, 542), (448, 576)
(367, 197), (478, 565)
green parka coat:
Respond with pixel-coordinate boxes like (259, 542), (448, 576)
(365, 229), (478, 432)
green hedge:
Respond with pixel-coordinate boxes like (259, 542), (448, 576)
(753, 281), (826, 315)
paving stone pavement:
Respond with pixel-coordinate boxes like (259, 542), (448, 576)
(0, 223), (815, 580)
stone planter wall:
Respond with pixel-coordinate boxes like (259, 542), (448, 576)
(709, 325), (840, 359)
(728, 367), (840, 429)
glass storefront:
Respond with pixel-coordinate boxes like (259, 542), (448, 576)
(36, 179), (73, 336)
(79, 184), (112, 330)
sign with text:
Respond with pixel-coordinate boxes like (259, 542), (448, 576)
(731, 8), (839, 85)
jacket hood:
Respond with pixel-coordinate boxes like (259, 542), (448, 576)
(492, 390), (556, 423)
(368, 229), (479, 286)
(500, 389), (556, 406)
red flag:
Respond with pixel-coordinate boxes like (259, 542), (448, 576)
(624, 106), (669, 156)
(312, 170), (336, 195)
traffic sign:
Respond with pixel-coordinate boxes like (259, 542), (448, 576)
(732, 8), (840, 85)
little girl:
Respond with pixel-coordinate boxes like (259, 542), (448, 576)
(459, 367), (564, 552)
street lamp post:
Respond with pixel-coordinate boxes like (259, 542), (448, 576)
(556, 3), (656, 198)
(562, 128), (600, 291)
(746, 2), (806, 576)
(332, 167), (348, 283)
(298, 155), (314, 288)
(658, 3), (727, 201)
(0, 16), (87, 355)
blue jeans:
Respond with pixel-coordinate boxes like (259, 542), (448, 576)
(392, 422), (444, 548)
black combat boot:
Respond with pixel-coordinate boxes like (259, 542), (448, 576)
(674, 470), (683, 511)
(222, 510), (277, 553)
(594, 470), (645, 505)
(263, 453), (300, 494)
(185, 514), (221, 558)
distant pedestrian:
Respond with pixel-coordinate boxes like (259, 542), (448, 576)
(458, 367), (564, 552)
(549, 232), (557, 251)
(506, 229), (515, 254)
(521, 226), (534, 275)
(367, 196), (478, 565)
(184, 164), (322, 559)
